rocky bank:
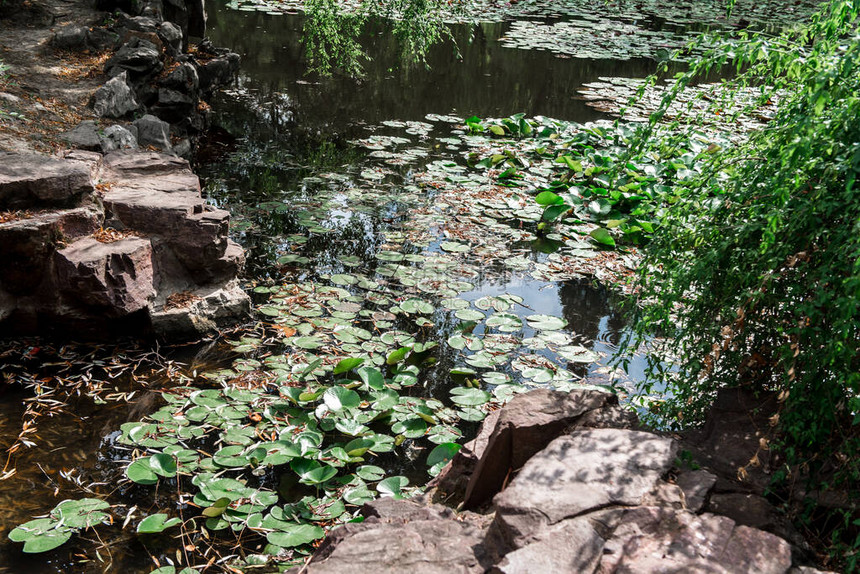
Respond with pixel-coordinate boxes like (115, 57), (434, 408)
(0, 0), (249, 339)
(292, 389), (832, 574)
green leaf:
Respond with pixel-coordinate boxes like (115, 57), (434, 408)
(356, 366), (384, 390)
(589, 227), (616, 247)
(127, 458), (158, 485)
(535, 191), (565, 206)
(377, 476), (409, 498)
(53, 498), (110, 529)
(323, 386), (361, 411)
(22, 529), (73, 553)
(450, 387), (491, 406)
(542, 203), (570, 222)
(137, 513), (182, 534)
(525, 314), (568, 331)
(426, 443), (461, 468)
(149, 453), (177, 477)
(386, 347), (410, 365)
(202, 497), (232, 518)
(333, 357), (364, 374)
(266, 524), (325, 548)
(488, 125), (505, 136)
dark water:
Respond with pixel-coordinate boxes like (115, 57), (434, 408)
(0, 5), (658, 573)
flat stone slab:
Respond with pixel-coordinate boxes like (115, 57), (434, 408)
(293, 498), (490, 574)
(493, 429), (676, 544)
(0, 153), (94, 209)
(598, 506), (793, 574)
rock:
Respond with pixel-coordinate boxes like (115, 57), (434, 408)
(59, 121), (102, 151)
(86, 27), (121, 50)
(597, 506), (793, 574)
(489, 518), (604, 574)
(55, 236), (154, 316)
(161, 61), (199, 93)
(149, 280), (249, 339)
(158, 21), (183, 53)
(676, 469), (717, 512)
(0, 207), (102, 294)
(91, 71), (140, 118)
(490, 429), (676, 549)
(0, 152), (94, 209)
(292, 498), (490, 574)
(437, 388), (620, 508)
(196, 52), (240, 92)
(0, 92), (21, 104)
(100, 125), (139, 152)
(105, 37), (162, 78)
(53, 24), (88, 50)
(134, 114), (172, 151)
(119, 15), (159, 35)
(707, 492), (788, 533)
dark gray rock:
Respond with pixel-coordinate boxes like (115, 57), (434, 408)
(489, 518), (604, 574)
(196, 52), (240, 92)
(86, 27), (121, 50)
(148, 280), (250, 339)
(59, 121), (102, 151)
(55, 237), (154, 316)
(0, 153), (94, 209)
(161, 61), (199, 93)
(158, 21), (183, 53)
(91, 71), (140, 118)
(105, 37), (162, 78)
(134, 114), (172, 151)
(100, 125), (139, 152)
(53, 24), (88, 50)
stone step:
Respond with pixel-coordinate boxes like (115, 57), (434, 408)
(0, 152), (95, 210)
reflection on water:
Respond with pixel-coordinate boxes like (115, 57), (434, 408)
(205, 3), (666, 131)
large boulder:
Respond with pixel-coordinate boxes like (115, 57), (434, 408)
(432, 388), (637, 508)
(134, 114), (173, 152)
(489, 429), (677, 550)
(0, 153), (94, 209)
(55, 237), (155, 316)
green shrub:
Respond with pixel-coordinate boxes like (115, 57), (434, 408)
(622, 1), (860, 568)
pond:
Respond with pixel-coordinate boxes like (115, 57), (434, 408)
(0, 0), (819, 571)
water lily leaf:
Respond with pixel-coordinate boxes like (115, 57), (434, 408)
(525, 314), (568, 331)
(426, 442), (461, 468)
(386, 347), (410, 365)
(486, 313), (523, 332)
(589, 227), (616, 247)
(450, 387), (491, 406)
(333, 357), (364, 374)
(201, 497), (232, 518)
(137, 513), (181, 534)
(266, 524), (325, 548)
(53, 499), (110, 529)
(331, 273), (358, 285)
(343, 485), (374, 505)
(557, 346), (601, 363)
(323, 387), (361, 411)
(356, 366), (384, 390)
(22, 529), (72, 554)
(391, 418), (427, 438)
(356, 465), (385, 481)
(127, 458), (158, 485)
(377, 476), (409, 498)
(300, 465), (338, 485)
(293, 336), (323, 350)
(214, 445), (248, 468)
(454, 308), (484, 321)
(150, 453), (177, 477)
(440, 241), (470, 253)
